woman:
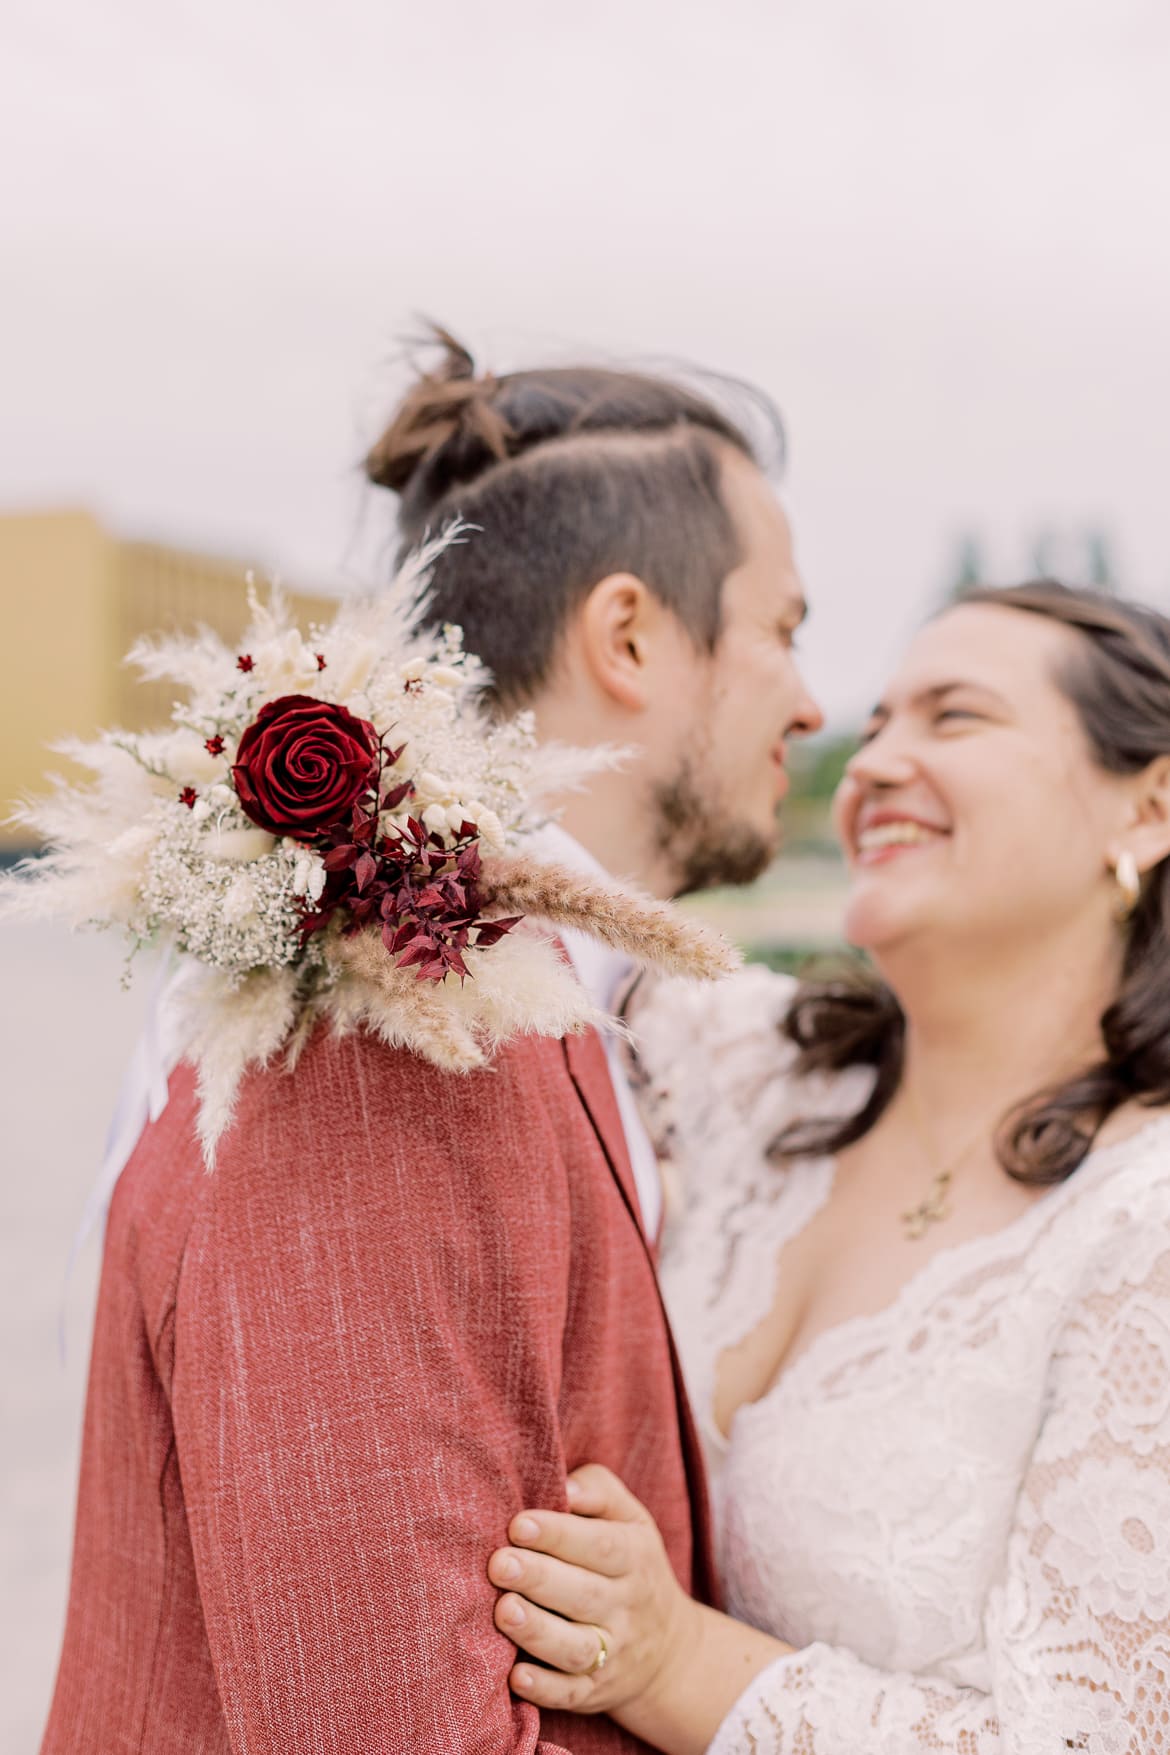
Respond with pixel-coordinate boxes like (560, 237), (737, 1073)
(487, 581), (1170, 1752)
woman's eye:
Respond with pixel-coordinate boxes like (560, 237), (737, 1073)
(936, 708), (980, 724)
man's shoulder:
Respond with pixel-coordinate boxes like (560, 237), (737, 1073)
(265, 1019), (579, 1134)
(120, 1022), (588, 1237)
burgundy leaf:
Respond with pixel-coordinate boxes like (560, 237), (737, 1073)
(396, 940), (439, 971)
(354, 851), (378, 893)
(474, 916), (522, 948)
(322, 844), (359, 871)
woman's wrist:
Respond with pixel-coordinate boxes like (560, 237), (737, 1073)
(615, 1600), (793, 1755)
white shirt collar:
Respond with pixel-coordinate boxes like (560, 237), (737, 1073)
(527, 824), (635, 1014)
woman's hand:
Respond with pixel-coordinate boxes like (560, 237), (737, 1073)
(488, 1463), (701, 1720)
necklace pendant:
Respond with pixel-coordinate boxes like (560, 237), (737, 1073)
(901, 1177), (952, 1242)
(902, 1205), (929, 1241)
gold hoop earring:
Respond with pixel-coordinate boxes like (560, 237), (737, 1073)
(1111, 850), (1141, 922)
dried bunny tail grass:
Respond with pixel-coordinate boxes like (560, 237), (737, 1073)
(126, 625), (234, 694)
(329, 923), (604, 1064)
(1, 742), (163, 927)
(177, 965), (303, 1167)
(481, 855), (740, 981)
(243, 579), (293, 644)
(328, 929), (486, 1070)
(327, 524), (471, 655)
(523, 740), (634, 811)
(443, 926), (604, 1047)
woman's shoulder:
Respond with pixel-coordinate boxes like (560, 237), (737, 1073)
(633, 961), (796, 1063)
(1040, 1111), (1170, 1302)
(629, 962), (798, 1141)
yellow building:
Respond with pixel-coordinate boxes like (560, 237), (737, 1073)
(0, 510), (340, 848)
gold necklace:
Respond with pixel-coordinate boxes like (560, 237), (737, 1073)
(900, 1088), (991, 1242)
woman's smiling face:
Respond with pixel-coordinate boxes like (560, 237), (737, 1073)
(833, 602), (1135, 958)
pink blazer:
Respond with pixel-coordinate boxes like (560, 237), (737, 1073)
(42, 1021), (716, 1753)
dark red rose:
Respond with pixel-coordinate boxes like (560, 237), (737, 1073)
(232, 694), (379, 841)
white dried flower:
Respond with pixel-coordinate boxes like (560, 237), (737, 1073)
(206, 827), (277, 862)
(414, 769), (445, 801)
(162, 732), (225, 786)
(421, 803), (451, 838)
(222, 874), (258, 924)
(474, 808), (505, 852)
(292, 851), (327, 902)
(254, 628), (319, 695)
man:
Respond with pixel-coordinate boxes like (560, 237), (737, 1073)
(43, 333), (822, 1753)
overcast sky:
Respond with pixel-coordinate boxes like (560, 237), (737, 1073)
(3, 0), (1168, 722)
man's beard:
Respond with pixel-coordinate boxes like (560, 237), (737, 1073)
(652, 759), (777, 898)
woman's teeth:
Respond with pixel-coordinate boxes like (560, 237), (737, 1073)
(857, 821), (941, 852)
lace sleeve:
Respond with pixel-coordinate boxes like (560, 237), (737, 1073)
(629, 964), (797, 1166)
(707, 1208), (1170, 1754)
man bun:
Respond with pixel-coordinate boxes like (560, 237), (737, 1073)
(366, 321), (780, 546)
(364, 325), (515, 507)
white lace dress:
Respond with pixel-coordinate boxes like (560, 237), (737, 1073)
(633, 966), (1170, 1755)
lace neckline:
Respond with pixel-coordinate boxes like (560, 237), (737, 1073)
(726, 1108), (1170, 1438)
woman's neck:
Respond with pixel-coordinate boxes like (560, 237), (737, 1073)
(879, 928), (1121, 1136)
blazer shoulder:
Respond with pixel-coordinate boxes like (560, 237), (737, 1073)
(195, 1023), (583, 1221)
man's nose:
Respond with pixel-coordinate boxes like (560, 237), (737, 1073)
(787, 679), (825, 739)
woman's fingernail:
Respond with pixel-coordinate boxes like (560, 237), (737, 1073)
(495, 1552), (521, 1581)
(514, 1515), (540, 1542)
(501, 1597), (526, 1628)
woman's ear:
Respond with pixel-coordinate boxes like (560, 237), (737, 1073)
(577, 574), (655, 711)
(1120, 756), (1170, 874)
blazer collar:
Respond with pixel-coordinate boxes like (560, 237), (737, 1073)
(562, 1028), (652, 1257)
(563, 1023), (717, 1598)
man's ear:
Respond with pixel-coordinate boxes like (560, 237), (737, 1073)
(1120, 756), (1170, 873)
(577, 573), (656, 711)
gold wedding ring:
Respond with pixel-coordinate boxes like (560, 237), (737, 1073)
(584, 1624), (610, 1677)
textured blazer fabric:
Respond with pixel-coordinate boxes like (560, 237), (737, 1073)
(42, 1022), (715, 1753)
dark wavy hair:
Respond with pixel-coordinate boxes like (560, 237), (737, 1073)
(774, 580), (1170, 1187)
(363, 324), (785, 705)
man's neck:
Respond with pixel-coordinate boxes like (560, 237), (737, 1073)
(551, 778), (677, 900)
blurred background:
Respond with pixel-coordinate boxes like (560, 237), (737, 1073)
(2, 1), (1168, 1746)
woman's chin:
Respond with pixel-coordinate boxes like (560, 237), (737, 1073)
(841, 896), (923, 955)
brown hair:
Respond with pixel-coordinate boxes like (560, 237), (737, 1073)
(775, 579), (1170, 1186)
(364, 325), (783, 704)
